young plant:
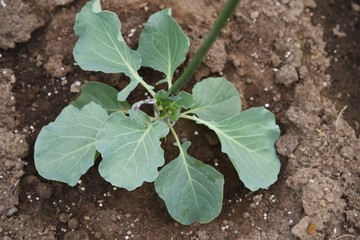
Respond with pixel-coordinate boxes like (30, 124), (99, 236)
(34, 0), (280, 225)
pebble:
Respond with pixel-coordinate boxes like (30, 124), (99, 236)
(304, 0), (317, 8)
(6, 207), (18, 217)
(68, 217), (80, 230)
(242, 212), (250, 218)
(70, 82), (81, 93)
(275, 64), (299, 86)
(352, 2), (360, 12)
(250, 11), (259, 19)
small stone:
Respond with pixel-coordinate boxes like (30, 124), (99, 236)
(197, 230), (209, 240)
(205, 132), (219, 146)
(291, 216), (311, 239)
(332, 25), (347, 38)
(250, 11), (259, 19)
(304, 0), (317, 8)
(242, 212), (250, 218)
(70, 82), (82, 93)
(3, 236), (12, 240)
(351, 2), (360, 12)
(232, 58), (241, 67)
(6, 207), (18, 217)
(125, 213), (132, 218)
(68, 217), (80, 230)
(275, 64), (298, 86)
(59, 213), (70, 223)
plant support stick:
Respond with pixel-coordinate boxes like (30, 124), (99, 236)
(169, 0), (240, 95)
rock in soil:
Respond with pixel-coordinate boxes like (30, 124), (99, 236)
(275, 64), (299, 86)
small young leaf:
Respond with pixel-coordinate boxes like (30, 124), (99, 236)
(137, 8), (189, 86)
(96, 111), (169, 190)
(71, 81), (130, 113)
(155, 141), (224, 225)
(191, 108), (280, 191)
(189, 77), (241, 122)
(34, 102), (108, 186)
(155, 90), (194, 121)
(74, 0), (152, 100)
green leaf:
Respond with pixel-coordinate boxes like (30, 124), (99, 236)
(95, 110), (169, 190)
(71, 81), (130, 113)
(34, 102), (108, 186)
(73, 0), (153, 101)
(190, 108), (280, 191)
(137, 8), (189, 86)
(155, 90), (194, 121)
(189, 77), (241, 122)
(155, 141), (224, 225)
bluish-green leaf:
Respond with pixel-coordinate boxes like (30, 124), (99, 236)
(137, 8), (189, 87)
(155, 142), (224, 225)
(189, 77), (241, 122)
(190, 108), (280, 191)
(34, 102), (108, 186)
(96, 110), (169, 190)
(73, 0), (153, 100)
(71, 81), (130, 113)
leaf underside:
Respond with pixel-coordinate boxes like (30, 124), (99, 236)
(96, 110), (169, 190)
(34, 102), (108, 186)
(71, 81), (130, 113)
(155, 142), (224, 225)
(73, 0), (144, 100)
(190, 77), (241, 122)
(194, 107), (281, 191)
(138, 8), (189, 85)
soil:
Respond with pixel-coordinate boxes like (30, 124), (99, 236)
(0, 0), (359, 239)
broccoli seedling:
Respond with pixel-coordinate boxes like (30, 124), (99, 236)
(34, 0), (280, 225)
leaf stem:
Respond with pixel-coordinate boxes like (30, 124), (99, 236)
(180, 113), (199, 123)
(134, 72), (156, 97)
(169, 0), (240, 95)
(166, 120), (182, 149)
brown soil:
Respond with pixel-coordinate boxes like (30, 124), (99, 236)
(0, 0), (359, 239)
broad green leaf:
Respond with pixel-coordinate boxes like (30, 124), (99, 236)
(137, 8), (189, 86)
(71, 81), (130, 113)
(96, 110), (169, 190)
(189, 77), (241, 122)
(73, 0), (152, 101)
(155, 142), (224, 225)
(192, 107), (280, 191)
(156, 90), (194, 121)
(34, 102), (108, 186)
